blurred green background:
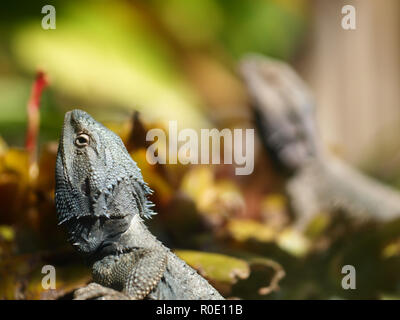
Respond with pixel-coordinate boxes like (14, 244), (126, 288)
(0, 0), (308, 145)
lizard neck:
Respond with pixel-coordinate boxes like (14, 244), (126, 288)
(64, 211), (160, 265)
(118, 214), (160, 250)
(90, 214), (160, 262)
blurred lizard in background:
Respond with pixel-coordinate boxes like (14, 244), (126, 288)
(240, 54), (400, 229)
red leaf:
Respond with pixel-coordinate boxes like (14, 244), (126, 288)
(25, 71), (48, 161)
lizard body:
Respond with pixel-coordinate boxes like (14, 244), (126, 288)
(55, 109), (223, 300)
(240, 54), (400, 229)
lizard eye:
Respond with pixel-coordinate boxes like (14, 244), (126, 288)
(75, 133), (90, 147)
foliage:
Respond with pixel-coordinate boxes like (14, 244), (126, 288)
(1, 0), (400, 300)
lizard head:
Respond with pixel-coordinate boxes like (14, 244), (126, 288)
(55, 109), (155, 255)
(239, 55), (321, 174)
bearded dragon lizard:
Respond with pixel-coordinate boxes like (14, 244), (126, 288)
(240, 54), (400, 229)
(55, 109), (224, 300)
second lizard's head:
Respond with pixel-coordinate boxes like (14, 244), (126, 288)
(55, 109), (155, 255)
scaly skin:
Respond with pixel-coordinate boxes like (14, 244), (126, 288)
(240, 54), (400, 229)
(55, 109), (223, 300)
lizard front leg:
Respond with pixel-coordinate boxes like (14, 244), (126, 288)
(125, 248), (168, 299)
(74, 283), (130, 300)
(83, 249), (167, 300)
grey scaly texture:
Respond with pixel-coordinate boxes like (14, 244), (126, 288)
(240, 54), (400, 229)
(55, 109), (224, 300)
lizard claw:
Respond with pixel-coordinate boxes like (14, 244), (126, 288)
(74, 283), (132, 300)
